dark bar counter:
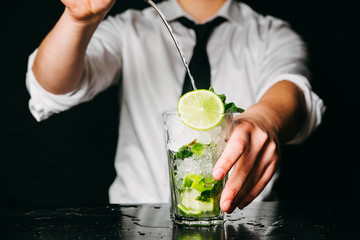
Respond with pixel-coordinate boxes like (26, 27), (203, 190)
(1, 202), (359, 239)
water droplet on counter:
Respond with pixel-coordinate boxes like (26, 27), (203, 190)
(272, 219), (284, 226)
(246, 221), (265, 227)
(138, 231), (146, 236)
(263, 226), (278, 236)
(227, 216), (245, 221)
(263, 220), (284, 236)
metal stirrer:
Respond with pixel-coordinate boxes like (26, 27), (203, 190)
(145, 0), (197, 91)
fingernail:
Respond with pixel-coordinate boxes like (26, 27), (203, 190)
(222, 200), (231, 211)
(213, 168), (225, 179)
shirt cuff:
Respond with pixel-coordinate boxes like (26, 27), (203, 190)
(256, 73), (326, 144)
(26, 49), (89, 122)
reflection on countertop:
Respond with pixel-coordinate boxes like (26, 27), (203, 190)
(1, 202), (359, 239)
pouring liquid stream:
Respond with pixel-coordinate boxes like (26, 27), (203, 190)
(146, 0), (197, 91)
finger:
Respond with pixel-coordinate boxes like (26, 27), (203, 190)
(237, 159), (278, 210)
(220, 136), (278, 213)
(229, 141), (278, 211)
(212, 127), (248, 180)
(219, 138), (263, 213)
(88, 0), (97, 14)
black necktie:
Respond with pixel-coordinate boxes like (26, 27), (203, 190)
(177, 17), (226, 95)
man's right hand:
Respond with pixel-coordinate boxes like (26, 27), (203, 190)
(61, 0), (116, 23)
(32, 0), (116, 95)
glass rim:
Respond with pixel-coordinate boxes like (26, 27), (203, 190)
(162, 111), (238, 116)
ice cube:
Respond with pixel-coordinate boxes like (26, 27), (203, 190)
(208, 126), (222, 138)
(199, 156), (214, 175)
(167, 117), (199, 151)
(197, 131), (211, 144)
(212, 138), (227, 161)
(167, 114), (184, 136)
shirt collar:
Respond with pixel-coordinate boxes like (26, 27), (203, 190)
(160, 0), (243, 24)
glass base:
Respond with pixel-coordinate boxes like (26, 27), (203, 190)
(173, 215), (225, 226)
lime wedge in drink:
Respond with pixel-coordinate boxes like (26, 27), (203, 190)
(180, 188), (215, 213)
(177, 90), (225, 130)
(177, 204), (203, 216)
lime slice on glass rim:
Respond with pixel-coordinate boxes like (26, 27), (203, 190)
(177, 90), (225, 131)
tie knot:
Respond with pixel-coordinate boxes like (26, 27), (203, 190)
(177, 16), (226, 42)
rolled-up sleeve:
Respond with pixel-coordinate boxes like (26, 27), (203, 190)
(26, 50), (89, 121)
(255, 17), (325, 144)
(26, 15), (124, 122)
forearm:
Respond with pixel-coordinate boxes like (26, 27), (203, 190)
(240, 80), (307, 144)
(32, 9), (103, 95)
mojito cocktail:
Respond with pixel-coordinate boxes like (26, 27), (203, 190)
(163, 111), (235, 226)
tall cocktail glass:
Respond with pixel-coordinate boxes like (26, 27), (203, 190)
(163, 112), (235, 226)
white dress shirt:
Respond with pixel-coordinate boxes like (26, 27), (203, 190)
(26, 0), (325, 204)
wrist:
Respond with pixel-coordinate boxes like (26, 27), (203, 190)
(237, 105), (281, 141)
(239, 84), (306, 144)
(62, 7), (104, 32)
(57, 8), (105, 46)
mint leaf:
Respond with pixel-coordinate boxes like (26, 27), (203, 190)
(196, 190), (211, 202)
(218, 93), (226, 105)
(182, 175), (193, 188)
(209, 86), (244, 113)
(225, 102), (245, 113)
(191, 142), (204, 156)
(210, 181), (222, 197)
(176, 142), (206, 159)
(195, 181), (221, 202)
(176, 146), (193, 159)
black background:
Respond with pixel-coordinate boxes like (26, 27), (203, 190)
(0, 0), (359, 207)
